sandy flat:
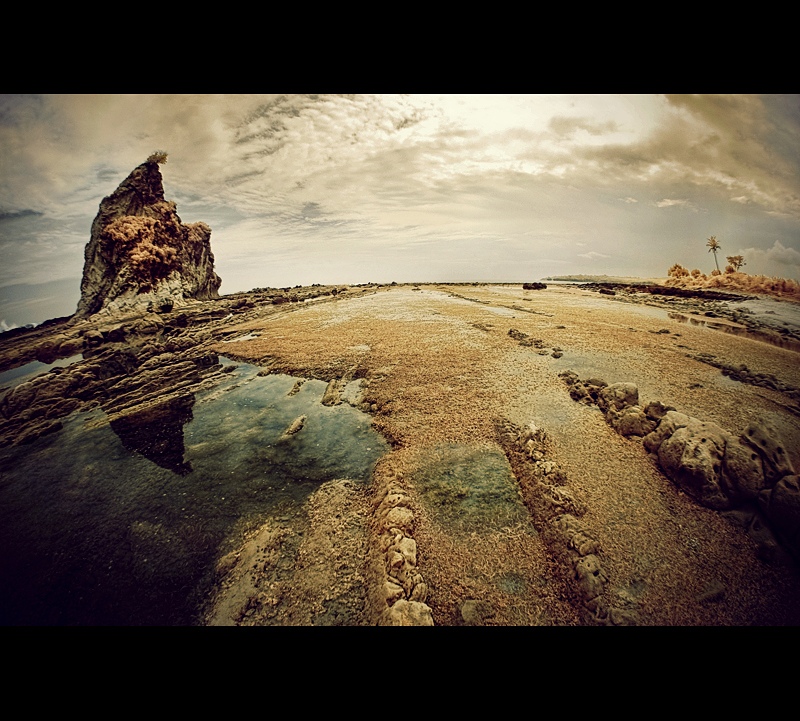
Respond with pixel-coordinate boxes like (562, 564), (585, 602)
(211, 283), (800, 625)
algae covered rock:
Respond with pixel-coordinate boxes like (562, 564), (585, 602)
(75, 157), (221, 320)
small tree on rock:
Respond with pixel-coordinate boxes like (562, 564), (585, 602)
(147, 150), (168, 165)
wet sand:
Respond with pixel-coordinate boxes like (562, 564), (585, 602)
(210, 283), (800, 625)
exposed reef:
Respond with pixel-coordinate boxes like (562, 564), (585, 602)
(496, 419), (637, 625)
(560, 370), (800, 564)
(3, 280), (800, 625)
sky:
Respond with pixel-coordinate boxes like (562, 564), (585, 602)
(1, 93), (799, 328)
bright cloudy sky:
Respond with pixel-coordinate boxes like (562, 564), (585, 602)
(1, 93), (799, 327)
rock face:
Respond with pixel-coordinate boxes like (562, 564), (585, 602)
(74, 158), (221, 319)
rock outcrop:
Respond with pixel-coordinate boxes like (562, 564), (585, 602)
(560, 370), (800, 563)
(74, 155), (221, 320)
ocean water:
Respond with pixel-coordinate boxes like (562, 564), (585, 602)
(0, 359), (388, 625)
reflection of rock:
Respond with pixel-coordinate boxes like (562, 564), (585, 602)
(75, 157), (221, 320)
(109, 393), (194, 475)
(0, 348), (140, 448)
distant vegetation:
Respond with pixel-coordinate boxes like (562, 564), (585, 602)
(667, 235), (800, 301)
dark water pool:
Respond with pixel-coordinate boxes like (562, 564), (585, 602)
(0, 359), (388, 625)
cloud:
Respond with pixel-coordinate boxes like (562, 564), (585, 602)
(654, 198), (705, 213)
(568, 95), (800, 218)
(740, 240), (800, 279)
(0, 209), (43, 222)
(548, 116), (620, 137)
(2, 94), (799, 318)
(766, 240), (800, 267)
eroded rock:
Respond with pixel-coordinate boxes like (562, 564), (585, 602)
(742, 420), (796, 485)
(760, 475), (800, 557)
(657, 420), (732, 510)
(75, 157), (221, 320)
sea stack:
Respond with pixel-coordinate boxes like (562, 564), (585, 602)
(74, 153), (221, 319)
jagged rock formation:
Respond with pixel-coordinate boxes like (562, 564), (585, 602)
(74, 158), (221, 320)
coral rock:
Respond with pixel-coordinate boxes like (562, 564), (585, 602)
(658, 420), (732, 509)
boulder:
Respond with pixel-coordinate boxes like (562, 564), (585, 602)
(614, 406), (658, 437)
(657, 420), (732, 509)
(380, 599), (434, 626)
(721, 436), (766, 504)
(598, 382), (639, 415)
(760, 475), (800, 557)
(741, 419), (795, 485)
(643, 410), (694, 455)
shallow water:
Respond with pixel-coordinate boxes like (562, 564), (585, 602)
(0, 354), (83, 389)
(0, 358), (388, 625)
(409, 444), (529, 534)
(667, 312), (800, 352)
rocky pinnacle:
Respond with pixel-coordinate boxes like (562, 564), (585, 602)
(75, 159), (221, 319)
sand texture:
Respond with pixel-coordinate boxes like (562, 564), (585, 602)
(204, 283), (800, 625)
(3, 282), (799, 625)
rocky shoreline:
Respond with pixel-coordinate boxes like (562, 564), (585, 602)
(3, 280), (800, 625)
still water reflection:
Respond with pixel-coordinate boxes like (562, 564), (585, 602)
(0, 359), (388, 625)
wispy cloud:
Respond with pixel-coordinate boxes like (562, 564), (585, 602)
(655, 198), (690, 208)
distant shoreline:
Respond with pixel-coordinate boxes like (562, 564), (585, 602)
(541, 274), (668, 285)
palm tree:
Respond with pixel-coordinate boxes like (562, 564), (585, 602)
(707, 236), (721, 272)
